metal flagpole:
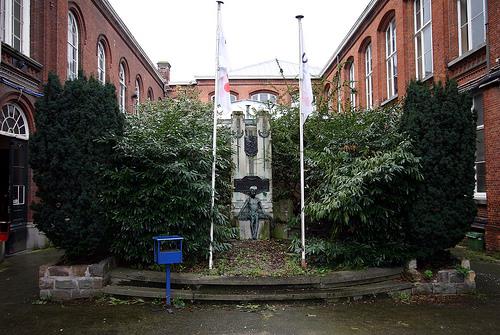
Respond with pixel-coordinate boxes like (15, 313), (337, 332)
(209, 1), (223, 270)
(296, 15), (307, 268)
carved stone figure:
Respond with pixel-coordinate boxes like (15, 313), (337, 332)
(238, 186), (270, 239)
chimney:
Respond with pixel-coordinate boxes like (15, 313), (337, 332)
(157, 61), (171, 83)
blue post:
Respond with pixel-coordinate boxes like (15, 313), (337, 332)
(166, 264), (171, 306)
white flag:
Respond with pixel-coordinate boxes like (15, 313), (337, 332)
(299, 29), (313, 124)
(216, 24), (231, 116)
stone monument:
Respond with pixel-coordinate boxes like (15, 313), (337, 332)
(231, 109), (273, 239)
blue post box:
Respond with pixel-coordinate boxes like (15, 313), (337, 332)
(153, 235), (183, 306)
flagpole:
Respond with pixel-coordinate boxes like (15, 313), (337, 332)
(296, 15), (307, 268)
(209, 0), (223, 270)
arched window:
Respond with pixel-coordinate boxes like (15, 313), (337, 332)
(0, 103), (29, 140)
(365, 43), (373, 109)
(119, 63), (127, 113)
(67, 11), (79, 80)
(250, 92), (276, 104)
(147, 87), (154, 101)
(415, 0), (433, 79)
(385, 19), (398, 98)
(348, 61), (356, 108)
(97, 41), (106, 84)
(135, 79), (141, 103)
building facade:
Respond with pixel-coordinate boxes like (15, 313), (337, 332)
(0, 0), (167, 259)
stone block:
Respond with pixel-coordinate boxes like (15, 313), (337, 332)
(39, 290), (52, 300)
(413, 283), (433, 295)
(51, 289), (72, 301)
(461, 259), (471, 270)
(407, 259), (417, 271)
(455, 283), (474, 294)
(448, 270), (465, 283)
(48, 266), (71, 277)
(39, 277), (54, 290)
(432, 283), (457, 295)
(55, 278), (77, 289)
(237, 220), (270, 240)
(92, 277), (104, 289)
(466, 270), (476, 283)
(71, 265), (89, 277)
(89, 263), (105, 277)
(39, 265), (49, 278)
(78, 278), (93, 290)
(465, 279), (476, 290)
(437, 270), (450, 283)
(78, 289), (97, 299)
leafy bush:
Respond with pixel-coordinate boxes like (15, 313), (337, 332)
(102, 96), (236, 265)
(400, 81), (476, 258)
(272, 104), (421, 267)
(30, 74), (124, 261)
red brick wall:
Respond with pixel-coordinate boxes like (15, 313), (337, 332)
(31, 0), (165, 113)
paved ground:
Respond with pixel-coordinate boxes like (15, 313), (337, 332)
(1, 249), (499, 335)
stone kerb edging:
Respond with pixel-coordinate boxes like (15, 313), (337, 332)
(39, 257), (115, 300)
(406, 259), (476, 295)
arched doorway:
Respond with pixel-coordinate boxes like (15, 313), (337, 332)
(0, 103), (29, 254)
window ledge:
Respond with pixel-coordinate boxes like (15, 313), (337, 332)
(381, 94), (398, 106)
(474, 193), (487, 205)
(419, 74), (434, 83)
(447, 43), (486, 68)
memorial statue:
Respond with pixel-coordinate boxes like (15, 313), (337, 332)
(238, 186), (271, 240)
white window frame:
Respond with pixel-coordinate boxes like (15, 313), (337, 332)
(365, 43), (373, 109)
(67, 11), (79, 80)
(414, 0), (433, 80)
(250, 92), (276, 104)
(119, 63), (127, 113)
(97, 41), (106, 84)
(385, 19), (398, 99)
(348, 61), (356, 108)
(0, 103), (29, 140)
(1, 0), (30, 55)
(473, 94), (486, 200)
(457, 0), (486, 55)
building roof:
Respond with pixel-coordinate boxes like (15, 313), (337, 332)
(192, 59), (321, 81)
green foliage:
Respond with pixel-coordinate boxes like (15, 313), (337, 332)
(400, 81), (476, 258)
(102, 96), (236, 265)
(455, 265), (470, 277)
(272, 103), (421, 267)
(423, 269), (433, 280)
(30, 74), (124, 261)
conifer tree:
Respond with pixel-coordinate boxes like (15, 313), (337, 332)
(30, 74), (124, 261)
(400, 80), (476, 258)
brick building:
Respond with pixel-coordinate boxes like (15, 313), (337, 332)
(0, 0), (168, 258)
(177, 0), (499, 251)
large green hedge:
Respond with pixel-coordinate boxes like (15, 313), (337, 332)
(102, 96), (236, 265)
(30, 74), (124, 261)
(400, 81), (476, 258)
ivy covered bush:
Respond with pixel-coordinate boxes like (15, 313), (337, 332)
(102, 96), (236, 265)
(30, 74), (124, 261)
(273, 104), (422, 267)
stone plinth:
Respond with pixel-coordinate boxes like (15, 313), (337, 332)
(238, 219), (270, 240)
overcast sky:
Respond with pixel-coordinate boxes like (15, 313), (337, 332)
(107, 0), (371, 82)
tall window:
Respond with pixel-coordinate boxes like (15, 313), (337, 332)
(385, 19), (398, 99)
(348, 62), (356, 108)
(365, 43), (373, 109)
(458, 0), (486, 55)
(119, 63), (126, 113)
(336, 81), (342, 112)
(1, 0), (30, 55)
(250, 92), (276, 104)
(134, 78), (141, 113)
(473, 94), (486, 197)
(147, 88), (154, 101)
(97, 41), (106, 84)
(67, 12), (79, 80)
(415, 0), (433, 79)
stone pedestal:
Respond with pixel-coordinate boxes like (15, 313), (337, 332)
(238, 220), (270, 240)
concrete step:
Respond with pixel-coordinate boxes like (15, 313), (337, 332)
(109, 267), (402, 287)
(103, 280), (413, 302)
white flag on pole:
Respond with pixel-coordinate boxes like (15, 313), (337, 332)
(299, 27), (313, 124)
(216, 23), (231, 116)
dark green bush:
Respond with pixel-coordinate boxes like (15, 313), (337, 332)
(30, 74), (124, 261)
(400, 81), (476, 258)
(102, 96), (236, 265)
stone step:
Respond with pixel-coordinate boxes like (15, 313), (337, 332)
(109, 267), (402, 287)
(103, 280), (413, 302)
